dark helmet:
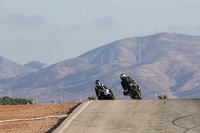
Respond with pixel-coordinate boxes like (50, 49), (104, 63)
(95, 80), (100, 86)
(120, 73), (126, 79)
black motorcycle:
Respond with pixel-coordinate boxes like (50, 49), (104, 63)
(98, 88), (116, 100)
(127, 83), (142, 100)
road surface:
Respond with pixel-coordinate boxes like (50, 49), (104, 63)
(53, 99), (200, 133)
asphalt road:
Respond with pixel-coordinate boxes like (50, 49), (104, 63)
(53, 99), (200, 133)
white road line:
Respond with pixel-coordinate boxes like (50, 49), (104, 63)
(0, 115), (68, 123)
(57, 101), (93, 133)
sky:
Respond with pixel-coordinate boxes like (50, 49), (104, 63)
(0, 0), (200, 65)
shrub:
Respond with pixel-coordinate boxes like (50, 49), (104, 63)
(163, 94), (168, 99)
(88, 96), (96, 100)
(0, 96), (29, 105)
(28, 99), (34, 104)
(158, 94), (168, 99)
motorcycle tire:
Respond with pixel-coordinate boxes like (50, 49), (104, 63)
(136, 91), (142, 99)
(108, 94), (116, 100)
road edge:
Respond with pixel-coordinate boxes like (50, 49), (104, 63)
(52, 100), (93, 133)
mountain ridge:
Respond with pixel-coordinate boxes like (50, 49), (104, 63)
(0, 32), (200, 103)
(0, 56), (37, 80)
(24, 61), (48, 70)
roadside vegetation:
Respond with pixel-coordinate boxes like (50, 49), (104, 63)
(88, 96), (96, 100)
(0, 96), (33, 105)
(158, 94), (168, 99)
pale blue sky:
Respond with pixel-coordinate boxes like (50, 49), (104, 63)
(0, 0), (200, 65)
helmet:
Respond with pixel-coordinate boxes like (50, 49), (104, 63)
(95, 80), (100, 86)
(120, 73), (126, 79)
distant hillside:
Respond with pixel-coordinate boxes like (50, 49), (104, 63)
(0, 32), (200, 103)
(0, 56), (36, 80)
(24, 61), (48, 70)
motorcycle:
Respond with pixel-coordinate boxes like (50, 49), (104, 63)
(127, 83), (142, 100)
(98, 88), (116, 100)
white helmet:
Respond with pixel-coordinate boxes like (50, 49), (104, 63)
(120, 73), (126, 79)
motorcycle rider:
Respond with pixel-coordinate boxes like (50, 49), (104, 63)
(120, 73), (141, 96)
(94, 80), (113, 100)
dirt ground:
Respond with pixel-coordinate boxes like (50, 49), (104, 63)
(0, 102), (81, 133)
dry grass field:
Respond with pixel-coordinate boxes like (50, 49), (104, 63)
(0, 102), (81, 133)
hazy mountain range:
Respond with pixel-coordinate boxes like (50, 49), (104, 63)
(24, 61), (48, 70)
(0, 32), (200, 103)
